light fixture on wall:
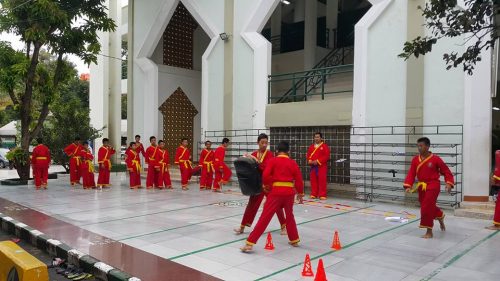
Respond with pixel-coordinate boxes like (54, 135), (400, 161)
(494, 106), (500, 111)
(281, 0), (290, 4)
(219, 32), (230, 41)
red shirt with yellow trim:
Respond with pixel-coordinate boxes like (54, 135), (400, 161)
(174, 146), (191, 165)
(251, 150), (274, 174)
(263, 154), (304, 196)
(199, 149), (214, 166)
(403, 153), (454, 190)
(214, 146), (227, 169)
(306, 142), (330, 167)
(63, 143), (81, 157)
(125, 148), (140, 172)
(98, 146), (115, 169)
(146, 145), (159, 166)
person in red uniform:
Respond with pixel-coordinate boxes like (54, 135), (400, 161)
(135, 135), (147, 162)
(31, 138), (51, 189)
(157, 140), (172, 189)
(175, 138), (193, 190)
(63, 137), (82, 186)
(125, 142), (142, 189)
(403, 137), (454, 239)
(307, 132), (331, 200)
(79, 141), (96, 189)
(199, 141), (214, 190)
(487, 150), (500, 230)
(234, 133), (287, 235)
(97, 138), (116, 188)
(145, 136), (160, 189)
(213, 138), (232, 192)
(241, 141), (304, 253)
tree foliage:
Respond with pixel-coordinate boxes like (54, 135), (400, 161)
(42, 81), (101, 172)
(0, 0), (115, 179)
(399, 0), (499, 75)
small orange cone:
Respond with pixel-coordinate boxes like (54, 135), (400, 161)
(301, 253), (314, 277)
(314, 258), (327, 281)
(331, 230), (342, 250)
(264, 232), (275, 250)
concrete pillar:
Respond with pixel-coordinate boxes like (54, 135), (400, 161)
(294, 0), (305, 22)
(405, 0), (424, 127)
(108, 0), (122, 160)
(127, 0), (134, 146)
(224, 0), (234, 131)
(304, 0), (317, 69)
(462, 47), (492, 202)
(326, 0), (338, 48)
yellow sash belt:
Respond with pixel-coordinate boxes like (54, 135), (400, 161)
(179, 159), (192, 169)
(87, 160), (94, 173)
(272, 182), (294, 187)
(131, 160), (141, 173)
(203, 161), (214, 173)
(417, 182), (427, 192)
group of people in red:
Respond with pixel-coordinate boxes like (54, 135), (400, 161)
(63, 137), (116, 189)
(123, 135), (233, 191)
(32, 132), (500, 242)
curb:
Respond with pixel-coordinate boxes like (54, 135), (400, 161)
(0, 213), (141, 281)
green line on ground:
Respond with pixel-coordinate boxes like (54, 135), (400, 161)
(80, 199), (247, 226)
(255, 219), (419, 281)
(168, 205), (375, 260)
(420, 230), (500, 281)
(119, 213), (243, 241)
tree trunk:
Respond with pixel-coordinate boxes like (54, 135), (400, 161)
(16, 42), (41, 181)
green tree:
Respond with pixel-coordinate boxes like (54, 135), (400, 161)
(399, 0), (498, 75)
(42, 93), (101, 172)
(0, 0), (115, 180)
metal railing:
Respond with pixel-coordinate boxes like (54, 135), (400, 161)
(268, 64), (353, 103)
(270, 31), (355, 104)
(200, 125), (463, 208)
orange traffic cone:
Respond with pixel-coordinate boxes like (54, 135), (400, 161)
(314, 258), (327, 281)
(301, 253), (314, 277)
(264, 232), (275, 250)
(331, 230), (342, 250)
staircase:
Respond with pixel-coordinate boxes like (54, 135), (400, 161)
(269, 32), (354, 104)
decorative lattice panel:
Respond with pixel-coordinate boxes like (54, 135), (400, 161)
(159, 87), (199, 164)
(162, 2), (198, 69)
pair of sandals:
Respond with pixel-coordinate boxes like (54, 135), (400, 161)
(55, 263), (94, 280)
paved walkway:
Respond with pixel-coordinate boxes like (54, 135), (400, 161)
(0, 172), (498, 281)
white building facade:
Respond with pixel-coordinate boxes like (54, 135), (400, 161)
(90, 0), (496, 204)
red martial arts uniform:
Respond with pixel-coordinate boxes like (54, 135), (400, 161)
(31, 144), (50, 189)
(136, 142), (146, 161)
(491, 150), (500, 226)
(64, 142), (82, 185)
(157, 148), (172, 189)
(199, 148), (214, 189)
(79, 148), (96, 189)
(404, 153), (454, 229)
(213, 146), (232, 191)
(145, 145), (160, 188)
(307, 142), (330, 198)
(175, 146), (192, 188)
(126, 148), (142, 188)
(240, 150), (286, 229)
(246, 154), (304, 246)
(97, 146), (115, 187)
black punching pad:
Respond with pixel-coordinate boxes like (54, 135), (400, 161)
(234, 156), (262, 196)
